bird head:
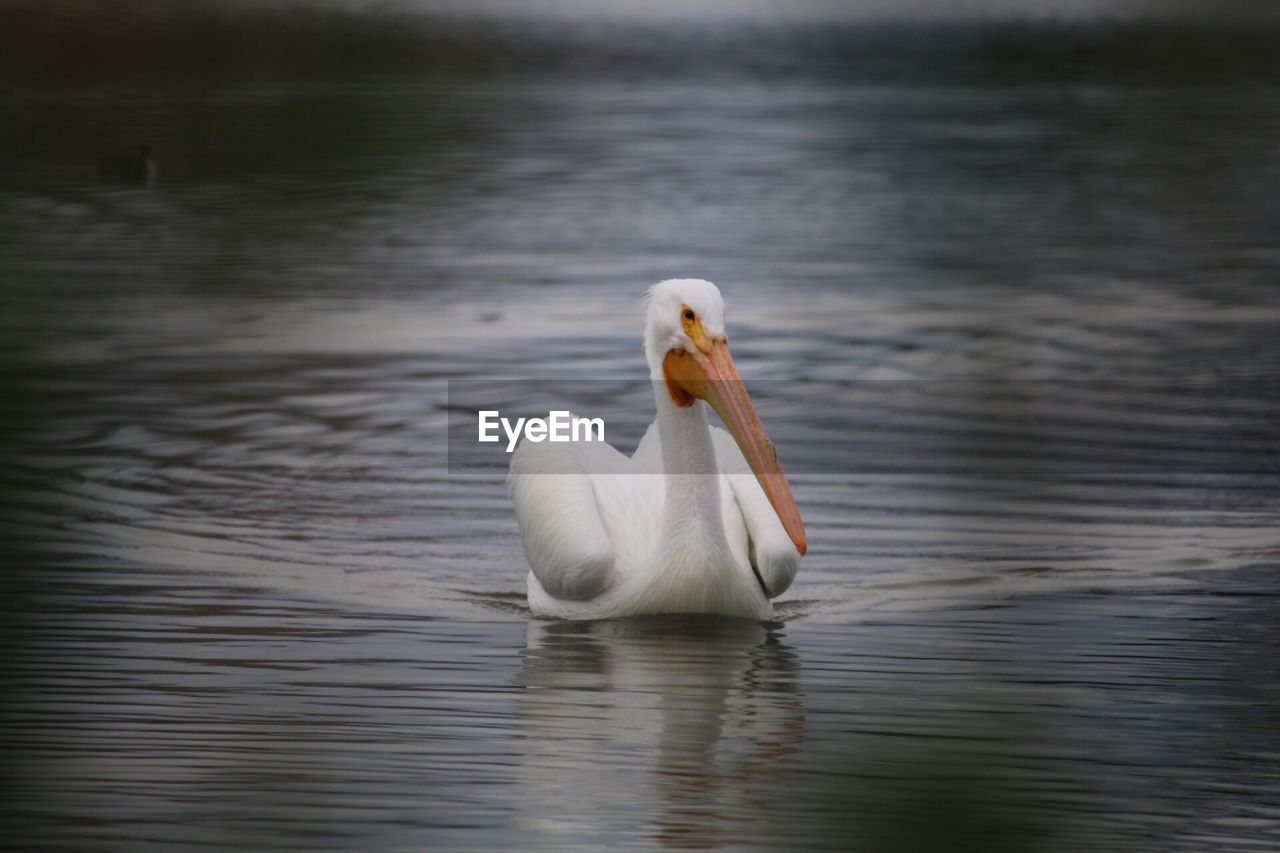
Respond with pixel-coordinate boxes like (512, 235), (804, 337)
(643, 279), (806, 556)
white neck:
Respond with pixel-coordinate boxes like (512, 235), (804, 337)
(653, 385), (727, 552)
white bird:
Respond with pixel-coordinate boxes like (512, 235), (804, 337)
(509, 279), (807, 620)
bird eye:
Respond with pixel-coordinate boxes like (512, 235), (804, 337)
(683, 309), (695, 321)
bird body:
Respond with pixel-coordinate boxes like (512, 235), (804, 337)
(509, 279), (806, 620)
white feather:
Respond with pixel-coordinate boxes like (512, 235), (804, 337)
(508, 279), (801, 620)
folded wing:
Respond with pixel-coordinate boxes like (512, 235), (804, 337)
(508, 433), (628, 601)
(711, 427), (801, 598)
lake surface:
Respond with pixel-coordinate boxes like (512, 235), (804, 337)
(2, 18), (1279, 850)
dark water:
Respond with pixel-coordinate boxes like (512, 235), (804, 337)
(3, 17), (1279, 850)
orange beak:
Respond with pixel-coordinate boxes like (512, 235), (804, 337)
(663, 341), (807, 556)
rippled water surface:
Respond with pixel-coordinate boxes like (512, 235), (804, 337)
(3, 19), (1279, 850)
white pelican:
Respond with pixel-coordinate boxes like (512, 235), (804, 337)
(509, 279), (807, 620)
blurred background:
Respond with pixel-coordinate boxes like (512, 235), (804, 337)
(2, 1), (1278, 849)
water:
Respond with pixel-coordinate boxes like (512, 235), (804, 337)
(3, 16), (1279, 850)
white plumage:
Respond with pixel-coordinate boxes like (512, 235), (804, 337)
(509, 279), (806, 620)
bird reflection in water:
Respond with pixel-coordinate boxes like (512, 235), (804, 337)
(516, 616), (803, 848)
